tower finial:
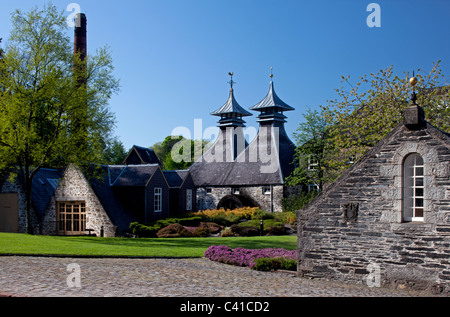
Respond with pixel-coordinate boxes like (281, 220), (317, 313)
(410, 71), (418, 104)
(228, 72), (235, 90)
(270, 66), (274, 79)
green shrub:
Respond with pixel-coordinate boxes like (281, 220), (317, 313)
(282, 191), (317, 212)
(252, 257), (297, 272)
(251, 209), (274, 221)
(129, 222), (159, 238)
(273, 212), (297, 225)
(177, 216), (203, 226)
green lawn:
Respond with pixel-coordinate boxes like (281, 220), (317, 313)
(0, 233), (297, 258)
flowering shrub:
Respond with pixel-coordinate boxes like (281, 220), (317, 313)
(193, 207), (258, 220)
(204, 245), (297, 269)
(192, 207), (260, 226)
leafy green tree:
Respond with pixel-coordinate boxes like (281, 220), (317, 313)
(322, 61), (449, 177)
(150, 135), (208, 170)
(286, 107), (331, 191)
(0, 4), (119, 233)
(102, 138), (127, 165)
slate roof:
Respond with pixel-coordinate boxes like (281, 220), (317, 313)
(123, 145), (162, 166)
(31, 168), (64, 220)
(86, 166), (137, 232)
(250, 81), (295, 112)
(224, 125), (296, 185)
(163, 170), (190, 188)
(189, 129), (243, 186)
(190, 81), (296, 187)
(111, 164), (160, 187)
(210, 88), (252, 117)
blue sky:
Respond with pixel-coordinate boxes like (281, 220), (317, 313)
(1, 0), (449, 150)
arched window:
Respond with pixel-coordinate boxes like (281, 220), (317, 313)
(403, 153), (424, 222)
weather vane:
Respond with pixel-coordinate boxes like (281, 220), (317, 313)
(410, 71), (418, 104)
(228, 72), (235, 89)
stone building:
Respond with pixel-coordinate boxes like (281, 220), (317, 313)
(190, 76), (297, 213)
(0, 147), (196, 237)
(297, 98), (450, 294)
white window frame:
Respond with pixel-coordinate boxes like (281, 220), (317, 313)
(308, 156), (319, 171)
(403, 154), (424, 222)
(186, 189), (192, 211)
(154, 188), (162, 213)
(262, 187), (271, 195)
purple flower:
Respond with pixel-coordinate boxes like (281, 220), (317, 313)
(204, 245), (297, 268)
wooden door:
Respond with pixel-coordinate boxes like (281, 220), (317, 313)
(0, 193), (19, 233)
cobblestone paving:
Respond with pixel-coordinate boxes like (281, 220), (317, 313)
(0, 256), (431, 297)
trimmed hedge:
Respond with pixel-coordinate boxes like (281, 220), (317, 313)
(252, 257), (297, 272)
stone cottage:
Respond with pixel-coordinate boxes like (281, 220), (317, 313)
(0, 145), (196, 237)
(297, 100), (450, 294)
(190, 77), (297, 213)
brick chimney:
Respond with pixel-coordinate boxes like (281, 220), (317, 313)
(74, 13), (87, 62)
(74, 13), (87, 87)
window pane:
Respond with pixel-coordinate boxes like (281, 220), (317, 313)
(415, 198), (424, 207)
(415, 178), (424, 187)
(415, 188), (424, 197)
(416, 167), (424, 176)
(415, 156), (424, 166)
(415, 208), (424, 218)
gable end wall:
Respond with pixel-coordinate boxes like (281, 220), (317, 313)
(297, 124), (450, 294)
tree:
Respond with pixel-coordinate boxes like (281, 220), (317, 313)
(102, 138), (127, 165)
(0, 4), (119, 233)
(322, 61), (449, 177)
(285, 107), (331, 192)
(150, 135), (209, 170)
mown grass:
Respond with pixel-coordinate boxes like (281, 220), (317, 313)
(0, 233), (297, 258)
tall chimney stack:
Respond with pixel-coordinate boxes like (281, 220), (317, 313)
(74, 13), (87, 62)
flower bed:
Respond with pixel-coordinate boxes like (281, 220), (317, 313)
(204, 245), (297, 270)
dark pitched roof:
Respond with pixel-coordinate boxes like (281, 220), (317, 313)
(31, 168), (64, 220)
(224, 125), (296, 185)
(189, 129), (242, 186)
(86, 166), (137, 232)
(111, 164), (160, 187)
(250, 81), (295, 112)
(123, 145), (162, 166)
(211, 88), (252, 117)
(163, 170), (190, 188)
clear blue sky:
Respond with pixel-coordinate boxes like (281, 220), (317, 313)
(1, 0), (449, 150)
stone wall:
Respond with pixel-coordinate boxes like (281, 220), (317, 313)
(196, 185), (284, 212)
(0, 179), (32, 234)
(42, 165), (117, 237)
(297, 124), (450, 294)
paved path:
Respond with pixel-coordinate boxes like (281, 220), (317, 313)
(0, 256), (431, 297)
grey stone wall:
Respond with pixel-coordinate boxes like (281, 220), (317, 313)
(297, 124), (450, 294)
(196, 185), (284, 212)
(43, 165), (117, 237)
(0, 180), (33, 234)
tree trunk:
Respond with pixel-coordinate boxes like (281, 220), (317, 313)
(24, 165), (34, 235)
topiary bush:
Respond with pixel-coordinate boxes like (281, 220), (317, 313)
(252, 257), (297, 272)
(156, 223), (192, 238)
(230, 224), (260, 237)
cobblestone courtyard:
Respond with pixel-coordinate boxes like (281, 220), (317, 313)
(0, 256), (432, 297)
